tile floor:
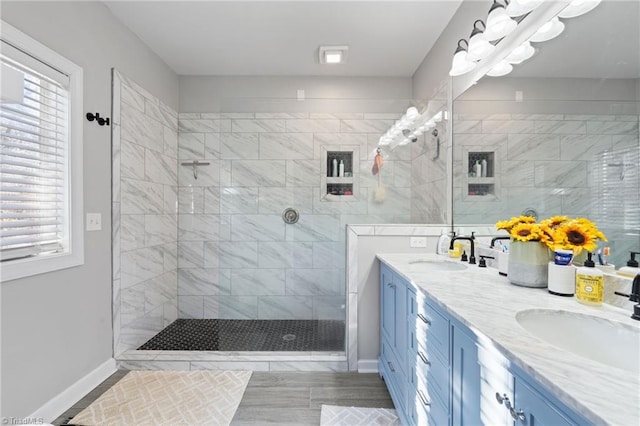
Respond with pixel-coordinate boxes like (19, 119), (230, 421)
(54, 370), (393, 425)
(138, 319), (346, 351)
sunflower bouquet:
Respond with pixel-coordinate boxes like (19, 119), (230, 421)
(495, 215), (607, 255)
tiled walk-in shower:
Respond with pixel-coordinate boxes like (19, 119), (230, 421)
(112, 71), (440, 363)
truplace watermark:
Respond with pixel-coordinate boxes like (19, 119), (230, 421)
(1, 418), (47, 425)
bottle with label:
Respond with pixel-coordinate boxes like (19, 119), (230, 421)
(473, 160), (482, 177)
(575, 252), (604, 306)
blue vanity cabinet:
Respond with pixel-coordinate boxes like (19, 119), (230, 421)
(379, 263), (409, 421)
(451, 322), (482, 426)
(378, 260), (592, 426)
(407, 287), (451, 426)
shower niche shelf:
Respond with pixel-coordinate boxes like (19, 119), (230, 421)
(462, 149), (499, 200)
(321, 147), (359, 201)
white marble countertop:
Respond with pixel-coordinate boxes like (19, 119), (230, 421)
(377, 253), (640, 426)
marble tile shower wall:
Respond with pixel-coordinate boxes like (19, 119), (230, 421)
(176, 112), (413, 321)
(452, 113), (639, 224)
(411, 120), (448, 223)
(112, 71), (179, 355)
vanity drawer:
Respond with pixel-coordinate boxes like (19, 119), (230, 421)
(408, 296), (450, 362)
(409, 347), (450, 409)
(409, 381), (449, 426)
(380, 339), (407, 411)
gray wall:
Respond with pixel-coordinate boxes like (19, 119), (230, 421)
(411, 0), (485, 102)
(179, 76), (413, 113)
(0, 1), (178, 418)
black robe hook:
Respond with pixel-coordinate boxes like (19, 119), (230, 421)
(86, 112), (110, 126)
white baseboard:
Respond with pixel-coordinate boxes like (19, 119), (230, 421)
(357, 359), (379, 373)
(30, 357), (116, 422)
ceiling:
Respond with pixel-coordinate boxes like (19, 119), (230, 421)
(103, 0), (463, 77)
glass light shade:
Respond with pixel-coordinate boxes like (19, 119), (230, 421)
(506, 0), (544, 17)
(449, 51), (476, 76)
(530, 17), (565, 42)
(486, 61), (513, 77)
(506, 41), (535, 64)
(406, 106), (420, 119)
(484, 5), (518, 41)
(558, 0), (601, 18)
(467, 34), (495, 61)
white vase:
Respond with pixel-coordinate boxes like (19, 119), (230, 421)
(508, 240), (549, 288)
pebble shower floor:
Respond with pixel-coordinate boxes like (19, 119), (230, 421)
(138, 319), (346, 351)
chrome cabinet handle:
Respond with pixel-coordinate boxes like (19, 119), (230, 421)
(417, 313), (431, 325)
(387, 361), (395, 372)
(417, 390), (431, 407)
(387, 282), (395, 288)
(417, 351), (431, 366)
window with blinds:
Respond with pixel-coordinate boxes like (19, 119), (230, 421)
(1, 47), (70, 261)
(1, 21), (83, 281)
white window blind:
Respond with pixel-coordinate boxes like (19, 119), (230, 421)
(1, 41), (70, 262)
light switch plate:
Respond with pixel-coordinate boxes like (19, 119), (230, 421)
(410, 236), (427, 248)
(86, 213), (102, 231)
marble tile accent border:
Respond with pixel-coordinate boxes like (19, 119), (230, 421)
(345, 224), (448, 371)
(115, 350), (348, 372)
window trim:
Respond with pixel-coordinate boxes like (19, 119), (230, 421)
(1, 21), (84, 282)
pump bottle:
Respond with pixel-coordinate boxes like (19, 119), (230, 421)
(575, 252), (604, 306)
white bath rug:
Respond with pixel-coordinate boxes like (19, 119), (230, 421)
(71, 370), (252, 426)
(320, 405), (400, 426)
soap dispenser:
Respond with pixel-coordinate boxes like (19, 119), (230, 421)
(617, 251), (640, 278)
(575, 252), (604, 306)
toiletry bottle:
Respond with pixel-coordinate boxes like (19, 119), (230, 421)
(481, 159), (487, 177)
(332, 158), (338, 177)
(575, 252), (604, 306)
(617, 251), (640, 278)
(338, 159), (345, 177)
(473, 160), (482, 177)
(437, 229), (453, 255)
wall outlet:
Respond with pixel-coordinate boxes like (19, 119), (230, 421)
(86, 213), (102, 231)
(410, 237), (427, 248)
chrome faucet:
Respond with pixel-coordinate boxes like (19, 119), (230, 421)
(450, 232), (476, 265)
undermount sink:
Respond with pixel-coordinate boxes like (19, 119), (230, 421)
(516, 309), (640, 374)
(408, 259), (467, 272)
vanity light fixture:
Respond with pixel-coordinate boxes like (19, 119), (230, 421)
(483, 0), (518, 41)
(318, 45), (348, 64)
(467, 20), (496, 61)
(486, 60), (513, 77)
(505, 0), (544, 17)
(449, 39), (477, 76)
(529, 17), (565, 42)
(558, 0), (601, 18)
(505, 41), (535, 64)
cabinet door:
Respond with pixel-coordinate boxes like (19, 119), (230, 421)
(380, 264), (395, 343)
(514, 377), (573, 426)
(452, 324), (482, 426)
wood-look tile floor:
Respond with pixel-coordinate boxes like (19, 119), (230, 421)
(53, 370), (394, 425)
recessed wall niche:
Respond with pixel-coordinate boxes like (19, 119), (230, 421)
(462, 147), (499, 200)
(321, 146), (360, 201)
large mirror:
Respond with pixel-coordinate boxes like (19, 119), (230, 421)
(452, 0), (640, 268)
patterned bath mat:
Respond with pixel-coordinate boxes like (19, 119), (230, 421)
(70, 370), (252, 426)
(320, 405), (399, 426)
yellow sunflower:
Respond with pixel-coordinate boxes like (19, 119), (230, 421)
(510, 223), (542, 242)
(538, 223), (560, 249)
(540, 215), (569, 230)
(496, 215), (536, 232)
(557, 221), (598, 254)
